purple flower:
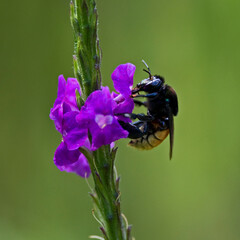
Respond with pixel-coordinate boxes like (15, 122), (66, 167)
(76, 86), (129, 150)
(50, 75), (91, 178)
(111, 63), (136, 122)
(54, 141), (91, 178)
(50, 63), (136, 177)
(49, 75), (80, 134)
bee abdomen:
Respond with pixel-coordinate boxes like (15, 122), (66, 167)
(128, 129), (169, 150)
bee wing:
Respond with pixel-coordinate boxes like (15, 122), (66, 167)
(165, 85), (178, 116)
(167, 105), (174, 160)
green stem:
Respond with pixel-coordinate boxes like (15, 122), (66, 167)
(71, 1), (132, 239)
(94, 146), (126, 240)
(82, 145), (129, 240)
(70, 0), (101, 100)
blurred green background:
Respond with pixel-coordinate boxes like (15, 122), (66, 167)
(1, 0), (240, 239)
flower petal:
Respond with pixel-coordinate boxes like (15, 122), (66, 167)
(64, 128), (88, 150)
(66, 154), (91, 178)
(112, 94), (134, 123)
(90, 117), (129, 150)
(95, 114), (113, 129)
(54, 142), (80, 167)
(55, 75), (66, 106)
(53, 142), (91, 178)
(113, 95), (134, 114)
(65, 78), (81, 106)
(62, 111), (79, 135)
(49, 104), (63, 133)
(83, 86), (114, 115)
(111, 63), (136, 97)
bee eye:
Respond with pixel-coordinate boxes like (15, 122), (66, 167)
(165, 98), (170, 102)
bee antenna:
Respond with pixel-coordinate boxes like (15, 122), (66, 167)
(142, 59), (152, 79)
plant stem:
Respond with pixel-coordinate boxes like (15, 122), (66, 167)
(91, 146), (127, 240)
(81, 146), (129, 240)
(71, 1), (132, 239)
(70, 0), (101, 100)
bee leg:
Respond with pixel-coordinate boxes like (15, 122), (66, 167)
(124, 113), (154, 122)
(133, 99), (147, 107)
(132, 92), (158, 99)
(118, 121), (148, 139)
(132, 120), (144, 127)
(135, 121), (149, 134)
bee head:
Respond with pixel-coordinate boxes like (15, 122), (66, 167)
(132, 60), (165, 94)
(142, 60), (165, 83)
(154, 75), (165, 84)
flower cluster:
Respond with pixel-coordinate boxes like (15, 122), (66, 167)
(50, 63), (135, 177)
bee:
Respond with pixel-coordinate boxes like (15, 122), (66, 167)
(119, 60), (178, 159)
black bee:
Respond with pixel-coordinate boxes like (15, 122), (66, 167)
(119, 60), (178, 159)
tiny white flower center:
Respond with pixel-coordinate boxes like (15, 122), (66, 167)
(95, 114), (113, 129)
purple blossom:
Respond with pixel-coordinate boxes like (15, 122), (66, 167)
(76, 86), (129, 150)
(50, 75), (90, 178)
(50, 63), (136, 177)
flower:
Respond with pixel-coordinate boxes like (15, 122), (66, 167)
(50, 75), (90, 178)
(76, 86), (129, 150)
(111, 63), (136, 122)
(50, 63), (136, 177)
(49, 75), (80, 134)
